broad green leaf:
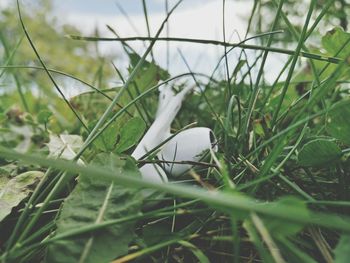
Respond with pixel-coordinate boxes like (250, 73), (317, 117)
(126, 52), (170, 108)
(316, 27), (350, 80)
(0, 171), (44, 222)
(298, 139), (341, 167)
(322, 27), (350, 59)
(334, 234), (350, 263)
(37, 110), (52, 124)
(262, 196), (309, 238)
(47, 134), (84, 164)
(45, 153), (142, 263)
(128, 52), (170, 84)
(92, 119), (120, 152)
(115, 117), (146, 153)
(268, 81), (300, 114)
(326, 100), (350, 145)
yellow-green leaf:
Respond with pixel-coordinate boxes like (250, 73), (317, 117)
(298, 139), (341, 167)
(0, 171), (44, 222)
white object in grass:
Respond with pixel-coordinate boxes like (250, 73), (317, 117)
(131, 86), (191, 184)
(132, 85), (192, 160)
(132, 85), (217, 182)
(159, 127), (218, 176)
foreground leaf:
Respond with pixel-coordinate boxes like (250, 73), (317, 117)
(45, 153), (142, 263)
(262, 196), (309, 238)
(0, 170), (44, 222)
(298, 139), (341, 167)
(334, 234), (350, 263)
(2, 146), (350, 233)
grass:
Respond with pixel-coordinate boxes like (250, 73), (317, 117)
(0, 0), (350, 262)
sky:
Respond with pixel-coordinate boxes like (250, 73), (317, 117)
(53, 0), (212, 15)
(0, 0), (288, 97)
(50, 0), (265, 80)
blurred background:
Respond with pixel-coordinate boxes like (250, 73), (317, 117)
(0, 0), (349, 99)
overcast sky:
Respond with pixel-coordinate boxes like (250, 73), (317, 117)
(1, 0), (287, 94)
(53, 0), (214, 15)
(50, 0), (278, 80)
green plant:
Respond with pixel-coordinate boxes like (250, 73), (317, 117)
(1, 0), (350, 262)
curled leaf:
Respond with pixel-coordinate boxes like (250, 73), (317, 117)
(0, 171), (44, 222)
